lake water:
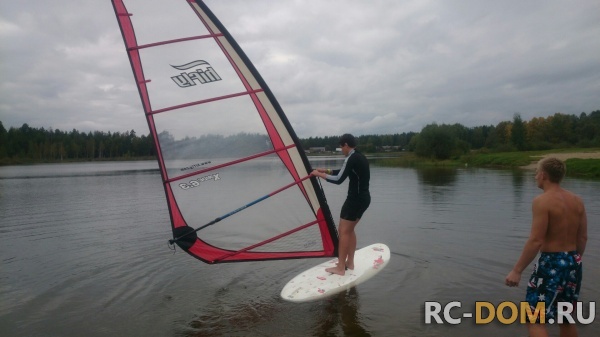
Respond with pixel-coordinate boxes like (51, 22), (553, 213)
(1, 159), (598, 337)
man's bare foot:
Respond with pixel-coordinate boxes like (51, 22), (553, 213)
(336, 261), (354, 270)
(325, 266), (345, 276)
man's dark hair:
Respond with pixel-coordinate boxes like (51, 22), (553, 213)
(339, 133), (357, 148)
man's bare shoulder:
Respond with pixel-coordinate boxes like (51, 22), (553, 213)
(532, 192), (552, 206)
(559, 188), (585, 205)
(566, 189), (586, 212)
(540, 187), (585, 213)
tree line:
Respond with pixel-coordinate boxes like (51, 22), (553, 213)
(0, 122), (154, 164)
(1, 109), (598, 164)
(409, 110), (600, 159)
(302, 110), (600, 159)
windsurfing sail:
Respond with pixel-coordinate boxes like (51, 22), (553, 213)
(111, 0), (338, 263)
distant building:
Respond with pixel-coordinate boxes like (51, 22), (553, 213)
(379, 145), (401, 152)
(308, 147), (326, 153)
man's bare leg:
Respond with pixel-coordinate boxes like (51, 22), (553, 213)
(336, 228), (357, 270)
(559, 323), (578, 337)
(346, 221), (358, 270)
(346, 222), (358, 270)
(527, 323), (549, 337)
(326, 219), (358, 276)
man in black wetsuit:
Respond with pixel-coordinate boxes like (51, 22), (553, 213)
(312, 134), (370, 276)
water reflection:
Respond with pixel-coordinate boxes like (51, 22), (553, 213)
(178, 287), (371, 337)
(416, 168), (458, 186)
(510, 169), (528, 215)
(0, 161), (159, 179)
(416, 168), (459, 208)
(182, 293), (280, 336)
(313, 288), (371, 337)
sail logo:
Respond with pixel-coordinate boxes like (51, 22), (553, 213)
(180, 161), (212, 172)
(170, 60), (222, 88)
(179, 173), (220, 190)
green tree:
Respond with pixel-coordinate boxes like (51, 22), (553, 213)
(414, 124), (456, 160)
(511, 113), (526, 150)
(546, 113), (573, 145)
(0, 121), (7, 158)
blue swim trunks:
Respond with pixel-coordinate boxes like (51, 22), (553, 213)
(525, 251), (582, 322)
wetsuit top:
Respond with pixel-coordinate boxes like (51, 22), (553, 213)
(324, 149), (370, 198)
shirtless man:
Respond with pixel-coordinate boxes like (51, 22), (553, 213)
(505, 157), (588, 337)
(311, 134), (370, 276)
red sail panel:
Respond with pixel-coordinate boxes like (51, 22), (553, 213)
(111, 0), (338, 263)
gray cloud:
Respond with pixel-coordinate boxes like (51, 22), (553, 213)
(1, 0), (599, 138)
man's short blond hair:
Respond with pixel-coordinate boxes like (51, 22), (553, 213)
(538, 157), (566, 183)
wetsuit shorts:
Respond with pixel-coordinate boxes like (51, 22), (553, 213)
(340, 195), (371, 221)
(525, 251), (582, 322)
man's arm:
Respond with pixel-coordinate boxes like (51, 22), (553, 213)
(323, 155), (352, 185)
(505, 197), (548, 287)
(577, 201), (588, 256)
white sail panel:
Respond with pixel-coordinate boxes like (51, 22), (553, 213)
(112, 0), (338, 263)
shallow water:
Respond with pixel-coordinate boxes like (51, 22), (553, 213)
(1, 160), (598, 336)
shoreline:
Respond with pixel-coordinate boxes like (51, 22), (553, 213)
(521, 151), (600, 169)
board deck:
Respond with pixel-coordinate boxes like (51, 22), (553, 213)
(280, 243), (390, 303)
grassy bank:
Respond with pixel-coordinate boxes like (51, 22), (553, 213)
(376, 153), (463, 168)
(461, 151), (532, 167)
(564, 158), (600, 179)
(376, 149), (600, 179)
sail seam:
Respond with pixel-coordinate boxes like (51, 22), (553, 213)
(213, 219), (321, 262)
(165, 144), (296, 183)
(147, 89), (264, 115)
(128, 33), (223, 51)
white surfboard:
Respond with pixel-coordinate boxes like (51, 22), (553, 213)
(280, 243), (390, 303)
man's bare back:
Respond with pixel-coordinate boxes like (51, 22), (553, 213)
(535, 187), (587, 253)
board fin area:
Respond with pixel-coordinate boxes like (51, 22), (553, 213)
(281, 243), (390, 303)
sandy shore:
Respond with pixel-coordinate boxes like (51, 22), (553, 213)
(521, 151), (600, 169)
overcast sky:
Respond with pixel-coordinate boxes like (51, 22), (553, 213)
(1, 0), (599, 138)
